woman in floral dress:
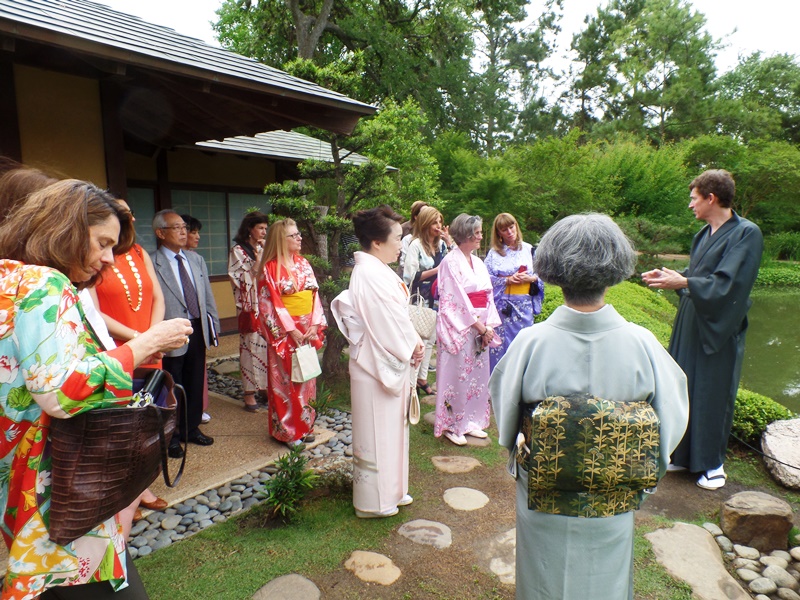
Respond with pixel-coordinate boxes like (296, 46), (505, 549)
(228, 211), (271, 412)
(257, 218), (325, 447)
(0, 180), (191, 599)
(434, 214), (501, 446)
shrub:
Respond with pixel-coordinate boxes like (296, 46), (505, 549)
(731, 388), (795, 445)
(257, 446), (318, 523)
(764, 232), (800, 261)
(756, 263), (800, 287)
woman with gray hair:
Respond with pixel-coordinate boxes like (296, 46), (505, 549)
(434, 214), (501, 446)
(489, 213), (689, 600)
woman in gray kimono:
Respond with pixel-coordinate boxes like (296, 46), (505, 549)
(489, 213), (689, 600)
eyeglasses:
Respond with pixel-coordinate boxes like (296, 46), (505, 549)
(286, 232), (302, 239)
(161, 225), (188, 231)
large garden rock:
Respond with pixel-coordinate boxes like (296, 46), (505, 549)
(720, 491), (793, 551)
(762, 419), (800, 489)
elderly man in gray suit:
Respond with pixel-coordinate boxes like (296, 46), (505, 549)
(151, 209), (221, 458)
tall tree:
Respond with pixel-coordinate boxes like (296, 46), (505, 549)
(214, 0), (477, 136)
(568, 0), (717, 145)
(714, 52), (800, 144)
(470, 0), (562, 151)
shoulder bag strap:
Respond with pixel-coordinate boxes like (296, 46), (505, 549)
(154, 383), (187, 487)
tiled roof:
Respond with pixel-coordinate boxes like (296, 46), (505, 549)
(0, 0), (374, 114)
(193, 130), (372, 166)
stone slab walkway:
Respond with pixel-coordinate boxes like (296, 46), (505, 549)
(646, 522), (750, 600)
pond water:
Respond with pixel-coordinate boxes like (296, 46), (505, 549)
(740, 288), (800, 413)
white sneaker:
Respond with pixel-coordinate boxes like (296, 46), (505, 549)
(697, 466), (726, 490)
(398, 494), (413, 507)
(443, 431), (467, 446)
(201, 412), (211, 424)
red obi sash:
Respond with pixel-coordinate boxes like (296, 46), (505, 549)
(467, 290), (489, 308)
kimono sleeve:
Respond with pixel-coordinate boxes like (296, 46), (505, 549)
(360, 276), (419, 364)
(16, 272), (133, 418)
(437, 254), (481, 351)
(484, 249), (510, 305)
(489, 333), (532, 451)
(687, 223), (763, 354)
(642, 332), (689, 477)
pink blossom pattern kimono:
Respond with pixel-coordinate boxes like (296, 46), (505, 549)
(258, 255), (326, 443)
(434, 247), (501, 438)
(331, 251), (420, 514)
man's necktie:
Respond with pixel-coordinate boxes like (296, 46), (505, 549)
(176, 254), (200, 319)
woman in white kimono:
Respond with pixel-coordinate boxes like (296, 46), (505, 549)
(489, 214), (689, 600)
(435, 214), (501, 446)
(332, 205), (424, 518)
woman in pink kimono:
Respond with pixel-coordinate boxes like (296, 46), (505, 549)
(257, 218), (326, 447)
(435, 214), (501, 446)
(331, 205), (424, 518)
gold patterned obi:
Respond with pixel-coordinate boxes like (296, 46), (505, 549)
(519, 393), (660, 518)
(282, 290), (312, 317)
(505, 282), (529, 295)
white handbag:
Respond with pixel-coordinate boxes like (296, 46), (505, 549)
(408, 293), (436, 339)
(291, 344), (322, 383)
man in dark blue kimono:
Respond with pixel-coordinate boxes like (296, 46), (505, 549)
(642, 169), (763, 490)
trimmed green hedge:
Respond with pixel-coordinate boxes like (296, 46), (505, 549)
(756, 263), (800, 287)
(732, 388), (796, 445)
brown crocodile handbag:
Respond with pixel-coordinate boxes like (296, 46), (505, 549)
(47, 368), (186, 545)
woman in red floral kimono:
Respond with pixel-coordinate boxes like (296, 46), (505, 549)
(257, 219), (326, 447)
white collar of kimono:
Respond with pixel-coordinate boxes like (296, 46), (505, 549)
(550, 304), (626, 334)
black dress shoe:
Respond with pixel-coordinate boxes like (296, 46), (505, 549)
(187, 431), (214, 446)
(168, 443), (184, 458)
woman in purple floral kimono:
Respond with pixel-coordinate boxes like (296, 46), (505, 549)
(484, 213), (544, 371)
(434, 214), (501, 446)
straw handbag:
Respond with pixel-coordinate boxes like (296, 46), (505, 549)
(408, 293), (436, 339)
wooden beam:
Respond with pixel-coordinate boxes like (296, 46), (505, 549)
(100, 81), (127, 197)
(0, 60), (22, 162)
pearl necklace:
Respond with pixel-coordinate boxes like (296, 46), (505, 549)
(112, 253), (143, 311)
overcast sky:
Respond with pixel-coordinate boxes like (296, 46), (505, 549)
(99, 0), (798, 75)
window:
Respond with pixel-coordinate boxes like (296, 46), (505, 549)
(126, 188), (271, 276)
(127, 187), (157, 253)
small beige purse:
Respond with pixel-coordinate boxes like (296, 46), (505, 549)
(291, 344), (322, 383)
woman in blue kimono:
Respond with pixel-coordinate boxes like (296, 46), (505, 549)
(484, 213), (543, 371)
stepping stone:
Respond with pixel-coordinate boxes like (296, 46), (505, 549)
(398, 519), (452, 549)
(212, 360), (240, 375)
(488, 528), (516, 585)
(423, 411), (436, 425)
(432, 456), (481, 474)
(344, 551), (401, 585)
(465, 435), (490, 447)
(646, 522), (750, 600)
(421, 394), (436, 406)
(443, 487), (489, 511)
(252, 574), (320, 600)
